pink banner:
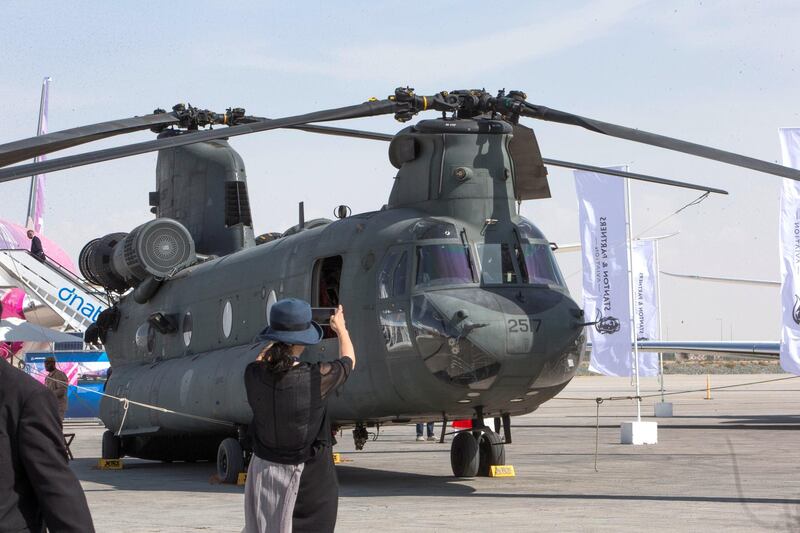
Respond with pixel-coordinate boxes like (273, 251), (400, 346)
(1, 289), (26, 360)
(1, 288), (27, 319)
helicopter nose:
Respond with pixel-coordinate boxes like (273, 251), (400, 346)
(410, 291), (505, 389)
(409, 287), (583, 388)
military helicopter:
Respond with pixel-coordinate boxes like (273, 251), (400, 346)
(1, 88), (797, 481)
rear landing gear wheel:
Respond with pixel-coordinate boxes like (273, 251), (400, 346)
(450, 431), (479, 477)
(101, 430), (121, 459)
(217, 438), (244, 484)
(478, 430), (506, 476)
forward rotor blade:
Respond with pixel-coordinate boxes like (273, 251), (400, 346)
(0, 112), (179, 167)
(542, 158), (728, 195)
(522, 104), (800, 181)
(0, 100), (398, 184)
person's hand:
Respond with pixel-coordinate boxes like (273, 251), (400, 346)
(330, 305), (347, 336)
(256, 342), (273, 361)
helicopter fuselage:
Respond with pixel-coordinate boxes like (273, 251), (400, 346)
(98, 117), (586, 460)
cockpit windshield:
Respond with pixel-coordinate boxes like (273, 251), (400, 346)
(415, 244), (474, 288)
(476, 243), (519, 284)
(477, 241), (565, 286)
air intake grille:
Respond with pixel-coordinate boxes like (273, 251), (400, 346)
(225, 181), (253, 227)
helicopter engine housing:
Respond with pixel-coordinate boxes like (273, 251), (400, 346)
(79, 218), (196, 292)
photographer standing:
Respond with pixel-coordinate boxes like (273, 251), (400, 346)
(244, 299), (355, 533)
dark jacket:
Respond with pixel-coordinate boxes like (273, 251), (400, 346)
(0, 360), (95, 532)
(45, 369), (69, 420)
(245, 358), (352, 465)
(29, 236), (45, 261)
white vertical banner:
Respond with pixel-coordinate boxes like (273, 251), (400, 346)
(575, 168), (632, 376)
(778, 128), (800, 375)
(631, 240), (660, 376)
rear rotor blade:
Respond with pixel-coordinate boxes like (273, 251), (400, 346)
(0, 100), (398, 184)
(521, 103), (800, 181)
(0, 112), (179, 167)
(542, 158), (727, 195)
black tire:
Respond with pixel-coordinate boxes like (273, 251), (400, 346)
(450, 431), (479, 477)
(217, 438), (244, 484)
(478, 430), (506, 476)
(101, 430), (121, 459)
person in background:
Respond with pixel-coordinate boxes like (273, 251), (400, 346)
(244, 300), (355, 533)
(0, 358), (95, 532)
(26, 230), (45, 263)
(44, 356), (69, 422)
(103, 366), (112, 392)
(416, 421), (436, 441)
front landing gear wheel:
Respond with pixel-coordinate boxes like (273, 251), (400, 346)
(478, 430), (506, 476)
(217, 438), (244, 484)
(450, 431), (479, 477)
(101, 430), (121, 459)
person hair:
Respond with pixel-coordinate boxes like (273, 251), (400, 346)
(261, 342), (296, 374)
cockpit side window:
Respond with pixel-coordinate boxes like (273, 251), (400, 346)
(378, 251), (398, 299)
(378, 250), (409, 299)
(393, 252), (408, 296)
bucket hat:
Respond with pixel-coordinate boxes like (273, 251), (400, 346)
(255, 298), (323, 346)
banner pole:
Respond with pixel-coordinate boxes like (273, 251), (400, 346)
(625, 175), (642, 422)
(655, 239), (665, 402)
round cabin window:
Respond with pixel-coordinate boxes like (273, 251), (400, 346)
(222, 300), (233, 338)
(182, 312), (193, 347)
(265, 290), (277, 325)
(135, 323), (154, 354)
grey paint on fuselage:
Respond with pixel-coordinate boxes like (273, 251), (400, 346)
(100, 120), (586, 442)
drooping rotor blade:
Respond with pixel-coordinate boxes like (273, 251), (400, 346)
(0, 112), (180, 167)
(290, 123), (393, 141)
(542, 158), (728, 195)
(0, 100), (400, 184)
(264, 119), (394, 142)
(281, 121), (725, 195)
(261, 118), (726, 195)
(520, 103), (800, 181)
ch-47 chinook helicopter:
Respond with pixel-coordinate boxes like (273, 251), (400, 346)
(1, 88), (798, 481)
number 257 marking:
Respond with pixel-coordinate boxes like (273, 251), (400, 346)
(507, 318), (540, 333)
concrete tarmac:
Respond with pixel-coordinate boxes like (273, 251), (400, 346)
(65, 374), (800, 532)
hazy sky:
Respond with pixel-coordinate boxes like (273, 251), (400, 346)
(1, 0), (797, 340)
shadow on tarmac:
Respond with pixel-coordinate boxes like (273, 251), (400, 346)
(74, 458), (241, 494)
(337, 465), (475, 497)
(74, 459), (800, 507)
(337, 466), (800, 506)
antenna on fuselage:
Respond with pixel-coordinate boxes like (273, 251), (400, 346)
(298, 201), (305, 229)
